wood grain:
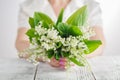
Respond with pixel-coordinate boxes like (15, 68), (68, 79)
(0, 56), (120, 80)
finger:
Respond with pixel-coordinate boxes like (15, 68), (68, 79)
(59, 61), (66, 66)
(59, 60), (67, 69)
(49, 61), (60, 67)
(52, 58), (59, 64)
(49, 58), (60, 67)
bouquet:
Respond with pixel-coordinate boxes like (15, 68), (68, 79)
(20, 5), (102, 67)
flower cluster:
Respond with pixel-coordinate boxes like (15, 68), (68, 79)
(20, 24), (94, 65)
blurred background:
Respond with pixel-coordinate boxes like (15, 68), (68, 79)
(0, 0), (120, 58)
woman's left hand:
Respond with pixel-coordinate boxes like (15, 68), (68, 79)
(49, 58), (67, 68)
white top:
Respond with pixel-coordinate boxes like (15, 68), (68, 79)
(18, 0), (102, 28)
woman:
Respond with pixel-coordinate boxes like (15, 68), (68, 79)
(15, 0), (105, 68)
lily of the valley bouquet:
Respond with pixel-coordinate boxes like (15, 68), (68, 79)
(20, 5), (102, 67)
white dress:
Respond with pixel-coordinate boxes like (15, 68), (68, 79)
(18, 0), (102, 28)
(18, 0), (102, 79)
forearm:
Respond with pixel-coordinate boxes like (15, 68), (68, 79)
(15, 40), (30, 52)
(15, 27), (29, 52)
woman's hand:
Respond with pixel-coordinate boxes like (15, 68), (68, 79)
(49, 57), (69, 69)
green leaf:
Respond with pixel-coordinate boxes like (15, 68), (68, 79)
(55, 52), (60, 60)
(84, 40), (102, 54)
(29, 17), (35, 28)
(69, 57), (84, 66)
(61, 52), (70, 57)
(66, 5), (87, 26)
(47, 49), (54, 59)
(26, 28), (36, 42)
(57, 23), (82, 37)
(34, 12), (54, 27)
(69, 25), (83, 36)
(26, 28), (36, 37)
(56, 9), (64, 26)
(57, 23), (70, 37)
(41, 21), (49, 29)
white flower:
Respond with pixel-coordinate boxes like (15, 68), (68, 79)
(78, 42), (84, 48)
(35, 25), (47, 35)
(60, 37), (65, 44)
(47, 28), (58, 40)
(70, 48), (79, 55)
(62, 46), (70, 52)
(40, 35), (50, 43)
(70, 37), (79, 47)
(41, 42), (50, 50)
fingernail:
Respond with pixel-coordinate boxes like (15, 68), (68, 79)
(59, 61), (64, 65)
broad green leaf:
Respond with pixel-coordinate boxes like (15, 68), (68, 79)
(34, 12), (54, 27)
(85, 40), (102, 54)
(26, 28), (36, 37)
(57, 23), (70, 37)
(42, 21), (49, 29)
(29, 17), (35, 28)
(69, 25), (83, 36)
(69, 57), (84, 66)
(56, 9), (64, 26)
(66, 5), (87, 26)
(57, 23), (82, 37)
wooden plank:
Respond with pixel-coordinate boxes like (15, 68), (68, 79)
(35, 62), (95, 80)
(88, 56), (120, 80)
(0, 58), (36, 80)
